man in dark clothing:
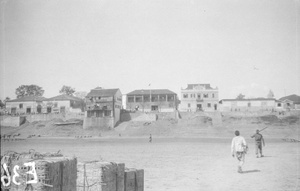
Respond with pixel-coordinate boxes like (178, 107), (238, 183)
(251, 129), (265, 158)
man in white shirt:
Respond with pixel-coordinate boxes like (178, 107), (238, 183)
(231, 130), (248, 173)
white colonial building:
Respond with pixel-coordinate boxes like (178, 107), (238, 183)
(179, 84), (219, 112)
(5, 96), (47, 114)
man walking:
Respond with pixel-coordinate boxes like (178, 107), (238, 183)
(251, 129), (265, 158)
(231, 130), (248, 173)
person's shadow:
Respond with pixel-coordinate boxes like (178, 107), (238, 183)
(242, 169), (260, 173)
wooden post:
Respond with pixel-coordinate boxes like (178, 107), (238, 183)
(83, 163), (86, 191)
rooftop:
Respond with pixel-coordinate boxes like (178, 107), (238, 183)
(127, 89), (177, 95)
(86, 88), (119, 97)
(47, 94), (83, 101)
(7, 96), (47, 102)
(184, 84), (216, 90)
(220, 98), (276, 102)
(279, 94), (300, 104)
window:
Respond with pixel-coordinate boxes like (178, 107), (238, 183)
(19, 104), (23, 109)
(197, 94), (201, 98)
(183, 94), (188, 98)
(167, 95), (174, 101)
(159, 95), (166, 101)
(128, 97), (134, 103)
(135, 96), (142, 102)
(248, 102), (251, 107)
(54, 102), (58, 107)
(204, 94), (208, 98)
(188, 103), (190, 108)
(207, 103), (211, 107)
(212, 94), (214, 98)
(190, 94), (195, 98)
(144, 95), (150, 102)
(277, 103), (282, 107)
(104, 110), (111, 116)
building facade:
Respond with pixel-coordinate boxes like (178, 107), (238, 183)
(126, 89), (177, 112)
(279, 94), (300, 110)
(45, 94), (84, 113)
(5, 96), (47, 115)
(83, 88), (122, 129)
(219, 98), (277, 112)
(179, 84), (219, 112)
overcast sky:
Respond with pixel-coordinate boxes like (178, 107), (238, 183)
(0, 0), (299, 100)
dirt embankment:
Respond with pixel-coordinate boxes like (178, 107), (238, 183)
(1, 112), (299, 139)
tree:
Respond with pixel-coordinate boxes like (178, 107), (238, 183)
(15, 85), (44, 98)
(236, 93), (245, 100)
(0, 100), (4, 108)
(267, 90), (274, 98)
(59, 85), (76, 96)
(4, 97), (10, 103)
(74, 91), (87, 99)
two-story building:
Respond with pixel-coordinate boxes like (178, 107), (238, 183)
(126, 89), (177, 112)
(83, 88), (122, 129)
(5, 96), (47, 115)
(179, 84), (219, 112)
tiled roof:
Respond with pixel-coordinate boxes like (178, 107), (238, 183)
(7, 96), (47, 102)
(279, 94), (300, 104)
(127, 89), (176, 95)
(220, 98), (276, 102)
(185, 84), (214, 90)
(47, 94), (83, 101)
(86, 89), (119, 97)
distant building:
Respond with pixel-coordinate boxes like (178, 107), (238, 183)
(219, 98), (277, 112)
(279, 94), (300, 110)
(45, 94), (84, 113)
(126, 89), (177, 112)
(179, 84), (219, 112)
(5, 96), (47, 114)
(83, 88), (122, 129)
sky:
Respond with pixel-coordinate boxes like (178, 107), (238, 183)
(0, 0), (299, 100)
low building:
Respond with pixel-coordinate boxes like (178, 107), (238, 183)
(219, 98), (277, 112)
(179, 84), (219, 112)
(126, 89), (177, 112)
(279, 94), (300, 110)
(83, 88), (122, 129)
(45, 94), (84, 113)
(5, 96), (47, 115)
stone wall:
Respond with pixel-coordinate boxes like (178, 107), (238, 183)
(26, 113), (84, 123)
(83, 117), (114, 130)
(0, 116), (26, 127)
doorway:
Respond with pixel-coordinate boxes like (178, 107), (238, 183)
(11, 107), (17, 114)
(37, 105), (42, 113)
(60, 106), (66, 113)
(151, 105), (158, 111)
(26, 107), (31, 114)
(197, 104), (202, 111)
(214, 104), (218, 110)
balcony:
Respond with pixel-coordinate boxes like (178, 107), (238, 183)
(196, 98), (204, 102)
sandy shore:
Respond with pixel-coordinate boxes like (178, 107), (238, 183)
(1, 137), (299, 191)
